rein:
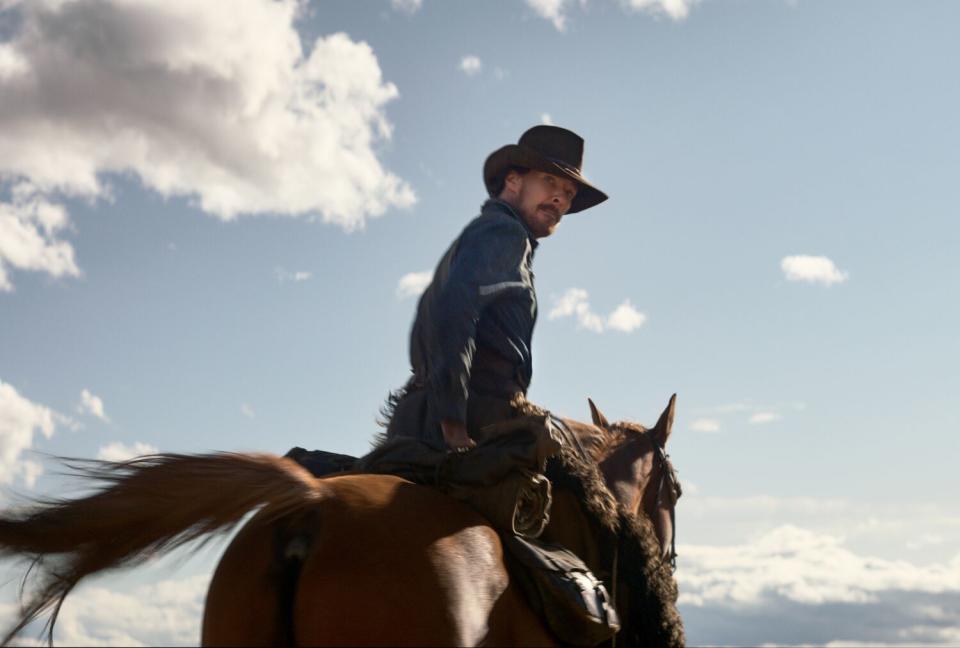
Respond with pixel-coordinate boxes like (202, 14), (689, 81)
(652, 442), (682, 570)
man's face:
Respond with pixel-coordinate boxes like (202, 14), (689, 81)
(505, 170), (578, 239)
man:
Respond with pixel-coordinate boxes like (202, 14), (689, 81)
(386, 125), (608, 450)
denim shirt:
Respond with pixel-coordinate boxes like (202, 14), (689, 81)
(409, 199), (538, 424)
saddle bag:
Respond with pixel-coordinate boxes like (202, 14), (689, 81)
(504, 534), (620, 647)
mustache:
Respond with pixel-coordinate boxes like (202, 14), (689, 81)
(538, 203), (560, 218)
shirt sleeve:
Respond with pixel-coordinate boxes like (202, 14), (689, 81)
(429, 217), (531, 424)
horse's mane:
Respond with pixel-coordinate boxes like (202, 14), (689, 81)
(513, 400), (685, 648)
(375, 391), (684, 646)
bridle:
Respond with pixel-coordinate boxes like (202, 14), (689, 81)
(651, 440), (682, 570)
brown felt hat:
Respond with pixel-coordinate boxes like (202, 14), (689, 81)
(483, 125), (608, 214)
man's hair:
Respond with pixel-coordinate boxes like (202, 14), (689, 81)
(494, 166), (529, 197)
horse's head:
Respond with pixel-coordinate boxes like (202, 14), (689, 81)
(587, 394), (682, 566)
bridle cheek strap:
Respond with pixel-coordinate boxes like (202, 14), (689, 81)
(653, 443), (681, 571)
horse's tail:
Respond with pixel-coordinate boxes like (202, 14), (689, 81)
(0, 452), (321, 645)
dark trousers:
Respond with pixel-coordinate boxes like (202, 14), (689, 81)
(385, 386), (518, 450)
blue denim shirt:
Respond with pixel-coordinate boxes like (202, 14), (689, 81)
(409, 199), (538, 424)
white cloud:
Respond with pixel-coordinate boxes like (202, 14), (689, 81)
(541, 113), (554, 125)
(526, 0), (569, 31)
(678, 525), (960, 646)
(782, 254), (849, 286)
(679, 525), (960, 608)
(0, 0), (415, 234)
(460, 55), (482, 76)
(78, 388), (109, 421)
(549, 288), (604, 332)
(906, 533), (945, 551)
(690, 418), (720, 433)
(749, 411), (781, 424)
(0, 380), (70, 488)
(549, 288), (644, 334)
(0, 185), (80, 292)
(275, 267), (312, 283)
(606, 299), (647, 332)
(390, 0), (423, 13)
(97, 441), (159, 462)
(49, 574), (209, 646)
(240, 403), (256, 419)
(620, 0), (698, 21)
(527, 0), (698, 31)
(396, 270), (432, 299)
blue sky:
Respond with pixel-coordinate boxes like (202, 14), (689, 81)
(1, 0), (958, 645)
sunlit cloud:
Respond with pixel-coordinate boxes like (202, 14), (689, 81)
(396, 270), (432, 299)
(78, 388), (109, 422)
(549, 288), (645, 334)
(526, 0), (569, 32)
(606, 299), (647, 332)
(678, 525), (960, 645)
(0, 380), (74, 488)
(390, 0), (423, 13)
(541, 113), (554, 125)
(690, 418), (720, 433)
(97, 441), (159, 462)
(275, 267), (312, 283)
(0, 0), (415, 238)
(749, 411), (781, 424)
(0, 184), (80, 292)
(620, 0), (698, 21)
(460, 55), (482, 76)
(527, 0), (699, 32)
(782, 254), (849, 286)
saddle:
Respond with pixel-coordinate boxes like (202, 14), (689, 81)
(286, 414), (619, 646)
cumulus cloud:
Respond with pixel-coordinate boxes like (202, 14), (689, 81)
(549, 288), (604, 332)
(690, 418), (720, 433)
(681, 525), (960, 607)
(0, 185), (80, 292)
(390, 0), (423, 13)
(678, 525), (960, 646)
(78, 388), (109, 421)
(549, 288), (645, 333)
(45, 574), (209, 646)
(460, 55), (482, 76)
(526, 0), (569, 31)
(620, 0), (698, 21)
(527, 0), (697, 31)
(97, 441), (159, 462)
(0, 379), (70, 488)
(0, 0), (415, 234)
(606, 299), (647, 332)
(782, 254), (849, 286)
(396, 270), (432, 299)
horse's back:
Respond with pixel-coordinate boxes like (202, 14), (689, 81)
(203, 473), (554, 647)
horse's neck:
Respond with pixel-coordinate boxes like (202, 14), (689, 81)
(538, 489), (606, 575)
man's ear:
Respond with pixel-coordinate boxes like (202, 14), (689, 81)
(588, 398), (610, 429)
(503, 169), (523, 195)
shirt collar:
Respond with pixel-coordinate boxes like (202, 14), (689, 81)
(482, 198), (539, 250)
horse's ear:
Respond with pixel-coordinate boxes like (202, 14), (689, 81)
(651, 393), (677, 446)
(588, 398), (610, 429)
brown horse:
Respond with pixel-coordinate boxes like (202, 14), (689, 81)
(0, 396), (683, 647)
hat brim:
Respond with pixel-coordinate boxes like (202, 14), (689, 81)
(483, 144), (608, 214)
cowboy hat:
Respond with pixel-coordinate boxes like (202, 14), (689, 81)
(483, 125), (608, 214)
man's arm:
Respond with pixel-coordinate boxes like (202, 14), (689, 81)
(429, 217), (530, 447)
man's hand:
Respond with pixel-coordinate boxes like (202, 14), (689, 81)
(440, 419), (477, 450)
